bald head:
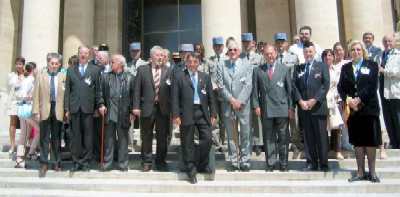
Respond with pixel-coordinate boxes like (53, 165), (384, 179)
(382, 34), (395, 50)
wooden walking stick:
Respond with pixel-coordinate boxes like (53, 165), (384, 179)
(100, 114), (105, 168)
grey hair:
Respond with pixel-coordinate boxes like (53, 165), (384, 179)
(46, 52), (63, 64)
(150, 45), (163, 57)
(97, 51), (110, 60)
(112, 54), (127, 67)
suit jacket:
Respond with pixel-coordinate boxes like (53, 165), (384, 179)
(252, 62), (293, 118)
(64, 63), (101, 114)
(172, 69), (217, 126)
(218, 58), (253, 106)
(97, 71), (135, 129)
(32, 71), (66, 121)
(133, 64), (172, 117)
(292, 61), (330, 116)
(337, 59), (380, 116)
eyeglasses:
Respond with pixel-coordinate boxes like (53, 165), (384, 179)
(228, 48), (238, 52)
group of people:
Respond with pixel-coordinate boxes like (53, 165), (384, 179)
(6, 25), (400, 185)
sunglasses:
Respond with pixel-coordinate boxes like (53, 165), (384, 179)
(228, 48), (238, 52)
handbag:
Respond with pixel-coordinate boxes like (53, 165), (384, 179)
(328, 106), (344, 130)
(17, 103), (32, 119)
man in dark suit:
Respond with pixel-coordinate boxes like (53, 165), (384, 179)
(133, 46), (172, 172)
(172, 53), (217, 184)
(97, 54), (135, 171)
(292, 41), (330, 172)
(64, 46), (101, 171)
(252, 44), (293, 172)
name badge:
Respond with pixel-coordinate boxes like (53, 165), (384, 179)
(85, 77), (92, 86)
(277, 81), (284, 88)
(166, 79), (171, 86)
(201, 89), (207, 95)
(360, 67), (370, 75)
(298, 71), (305, 77)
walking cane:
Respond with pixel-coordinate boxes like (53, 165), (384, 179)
(231, 110), (240, 165)
(100, 114), (105, 168)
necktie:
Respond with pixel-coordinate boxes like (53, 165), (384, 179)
(230, 62), (235, 74)
(79, 65), (85, 76)
(268, 65), (274, 80)
(191, 73), (200, 104)
(381, 51), (388, 68)
(153, 67), (160, 101)
(50, 74), (56, 102)
(304, 63), (310, 83)
(246, 53), (250, 60)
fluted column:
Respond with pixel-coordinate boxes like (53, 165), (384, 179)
(342, 0), (391, 44)
(202, 0), (242, 57)
(20, 0), (60, 69)
(63, 0), (94, 65)
(293, 0), (340, 49)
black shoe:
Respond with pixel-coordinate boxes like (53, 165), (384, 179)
(187, 168), (197, 184)
(368, 174), (381, 183)
(348, 175), (368, 182)
(39, 165), (48, 178)
(70, 163), (81, 172)
(198, 166), (214, 174)
(227, 165), (239, 172)
(279, 166), (288, 172)
(100, 166), (112, 172)
(240, 165), (250, 172)
(155, 163), (169, 172)
(265, 165), (274, 172)
(320, 166), (330, 172)
(118, 167), (128, 172)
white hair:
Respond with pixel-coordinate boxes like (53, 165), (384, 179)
(112, 54), (127, 67)
(150, 45), (163, 57)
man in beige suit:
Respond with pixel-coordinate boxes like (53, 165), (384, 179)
(32, 53), (66, 177)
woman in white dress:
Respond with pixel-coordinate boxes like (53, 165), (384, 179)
(7, 57), (26, 156)
(323, 49), (345, 160)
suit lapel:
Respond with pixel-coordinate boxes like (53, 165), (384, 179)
(73, 65), (82, 79)
(270, 63), (281, 85)
(147, 65), (155, 90)
(42, 73), (50, 98)
(56, 73), (64, 101)
(184, 69), (194, 89)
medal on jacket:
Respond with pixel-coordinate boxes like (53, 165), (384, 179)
(85, 76), (92, 86)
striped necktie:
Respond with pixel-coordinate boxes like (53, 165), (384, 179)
(153, 67), (161, 101)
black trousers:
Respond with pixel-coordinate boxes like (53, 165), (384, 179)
(261, 117), (289, 167)
(92, 116), (101, 162)
(302, 113), (328, 168)
(103, 121), (129, 169)
(39, 102), (62, 166)
(70, 110), (94, 167)
(214, 89), (225, 144)
(381, 98), (400, 149)
(140, 104), (169, 165)
(180, 105), (212, 171)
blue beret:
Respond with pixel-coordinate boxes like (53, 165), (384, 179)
(274, 32), (288, 41)
(212, 37), (224, 45)
(179, 44), (194, 52)
(241, 33), (254, 42)
(129, 42), (141, 50)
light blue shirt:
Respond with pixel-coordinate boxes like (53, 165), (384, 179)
(189, 70), (200, 104)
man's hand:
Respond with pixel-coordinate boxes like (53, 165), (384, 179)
(211, 117), (217, 126)
(173, 117), (181, 126)
(306, 99), (317, 110)
(230, 98), (242, 110)
(298, 99), (309, 111)
(379, 66), (385, 73)
(254, 107), (261, 116)
(65, 111), (70, 120)
(288, 109), (295, 120)
(132, 109), (141, 117)
(99, 106), (107, 116)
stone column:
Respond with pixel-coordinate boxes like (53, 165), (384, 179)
(63, 0), (94, 65)
(20, 0), (60, 69)
(342, 0), (391, 45)
(202, 0), (242, 57)
(94, 0), (123, 54)
(293, 0), (340, 49)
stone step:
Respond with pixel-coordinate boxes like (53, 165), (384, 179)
(0, 189), (399, 197)
(1, 168), (400, 181)
(1, 177), (400, 193)
(1, 158), (400, 170)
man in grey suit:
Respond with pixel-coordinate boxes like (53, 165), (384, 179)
(292, 41), (330, 172)
(363, 32), (382, 64)
(218, 40), (253, 171)
(252, 44), (293, 172)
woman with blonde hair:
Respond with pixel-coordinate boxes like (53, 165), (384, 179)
(338, 41), (382, 183)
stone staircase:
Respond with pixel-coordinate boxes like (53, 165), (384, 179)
(0, 146), (399, 196)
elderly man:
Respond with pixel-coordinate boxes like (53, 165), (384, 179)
(33, 53), (66, 177)
(292, 41), (330, 172)
(126, 42), (147, 76)
(65, 46), (101, 172)
(363, 32), (382, 64)
(218, 40), (253, 171)
(289, 26), (323, 64)
(379, 34), (400, 149)
(252, 44), (293, 172)
(133, 46), (172, 172)
(97, 55), (135, 171)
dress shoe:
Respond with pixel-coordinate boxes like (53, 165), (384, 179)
(53, 164), (61, 172)
(142, 164), (152, 172)
(39, 165), (48, 178)
(240, 165), (250, 172)
(369, 175), (381, 183)
(320, 166), (330, 172)
(265, 165), (274, 172)
(100, 166), (113, 172)
(118, 167), (128, 172)
(155, 162), (168, 172)
(199, 166), (214, 174)
(187, 168), (197, 184)
(279, 166), (288, 172)
(348, 174), (368, 182)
